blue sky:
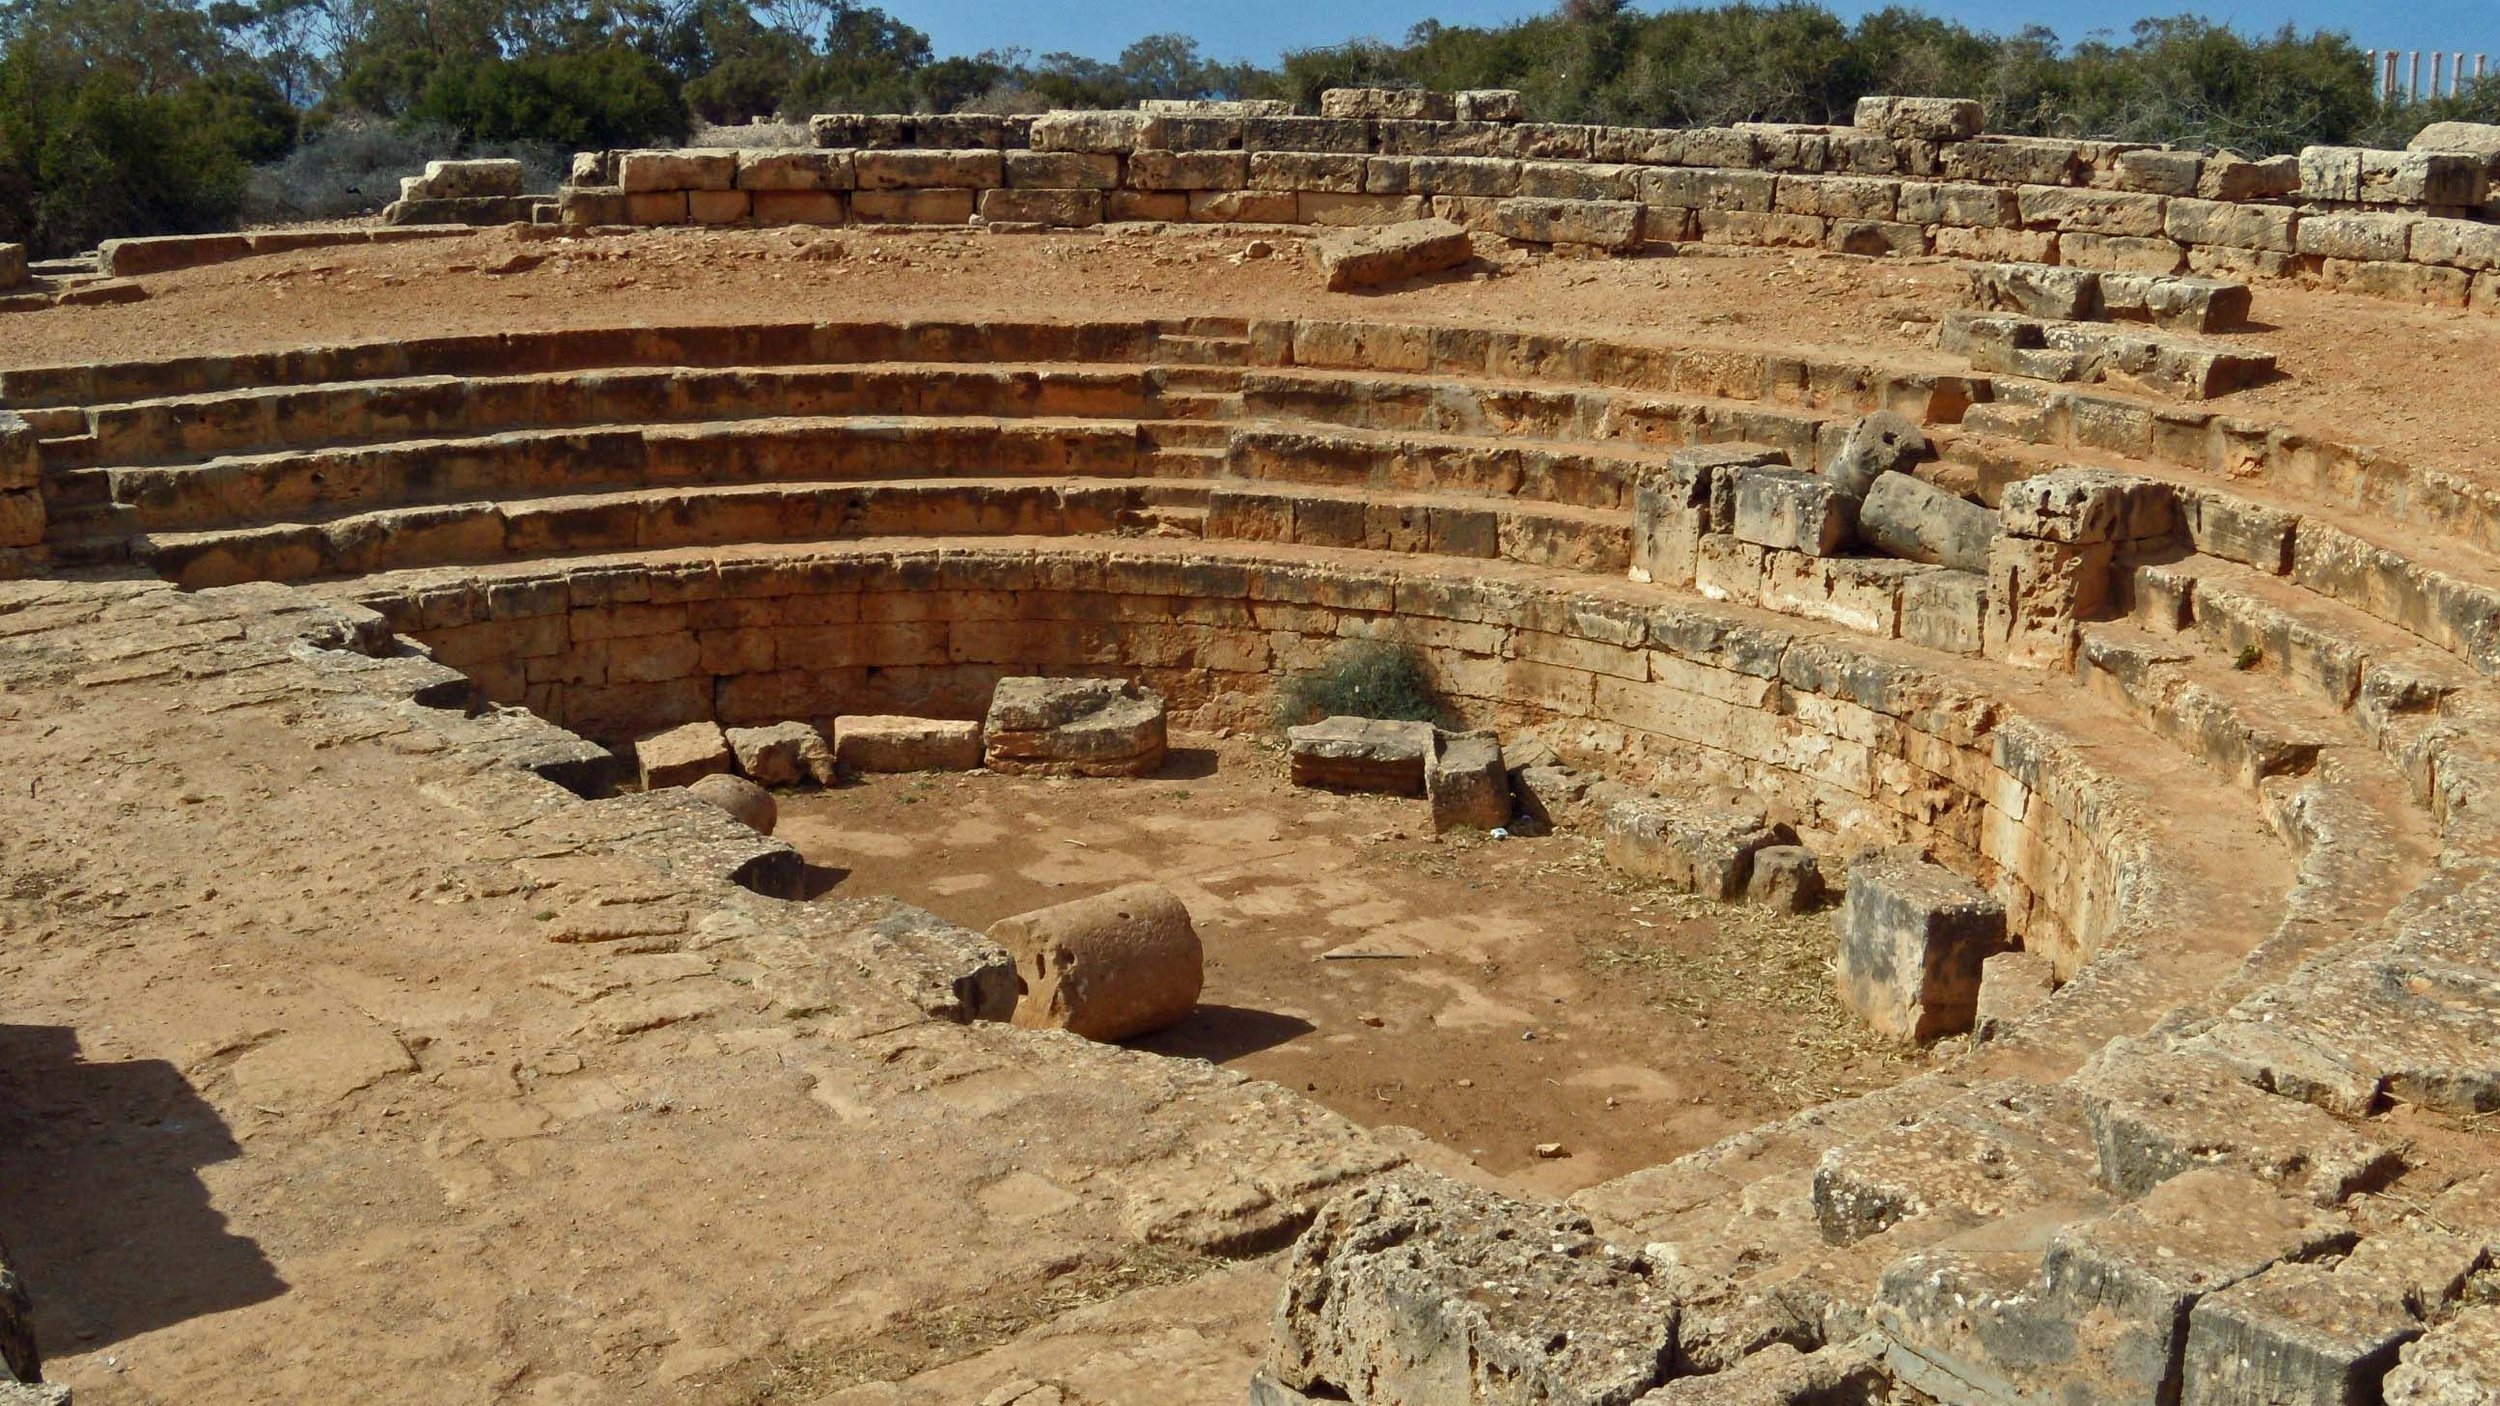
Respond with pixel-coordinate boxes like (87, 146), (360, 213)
(890, 0), (2500, 68)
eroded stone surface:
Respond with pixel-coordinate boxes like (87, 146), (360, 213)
(1603, 794), (1793, 901)
(1288, 716), (1436, 797)
(1836, 856), (2009, 1042)
(983, 677), (1167, 778)
(725, 720), (836, 786)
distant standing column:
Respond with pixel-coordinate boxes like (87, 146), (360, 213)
(2433, 51), (2446, 100)
(2386, 51), (2402, 101)
(2412, 51), (2424, 103)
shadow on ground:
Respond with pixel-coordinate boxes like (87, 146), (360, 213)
(1129, 1005), (1315, 1064)
(0, 1024), (285, 1355)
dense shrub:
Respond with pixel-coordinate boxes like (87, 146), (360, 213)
(239, 118), (563, 224)
(403, 47), (687, 149)
(1274, 641), (1447, 730)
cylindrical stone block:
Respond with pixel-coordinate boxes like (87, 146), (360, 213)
(687, 773), (777, 834)
(990, 883), (1203, 1042)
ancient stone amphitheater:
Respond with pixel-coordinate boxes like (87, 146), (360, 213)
(2, 90), (2498, 1406)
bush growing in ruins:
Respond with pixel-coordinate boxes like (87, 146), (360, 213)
(1273, 641), (1447, 731)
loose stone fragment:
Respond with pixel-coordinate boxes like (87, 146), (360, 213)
(1855, 95), (1984, 142)
(982, 677), (1166, 777)
(989, 882), (1203, 1041)
(725, 721), (836, 786)
(1602, 794), (1794, 901)
(2383, 1304), (2500, 1406)
(1859, 471), (2000, 571)
(1732, 467), (1857, 557)
(1427, 730), (1510, 832)
(1823, 410), (1929, 500)
(1288, 716), (1436, 797)
(1974, 948), (2057, 1039)
(686, 773), (777, 835)
(1745, 845), (1824, 913)
(2180, 1228), (2481, 1406)
(635, 719), (732, 789)
(1836, 854), (2008, 1041)
(2073, 1040), (2404, 1204)
(1306, 218), (1473, 291)
(833, 715), (983, 773)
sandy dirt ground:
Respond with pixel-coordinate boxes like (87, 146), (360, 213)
(780, 736), (1916, 1200)
(7, 222), (2500, 494)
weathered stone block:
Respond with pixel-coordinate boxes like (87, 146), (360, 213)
(2113, 147), (2204, 196)
(1427, 731), (1510, 833)
(1861, 471), (1999, 571)
(854, 149), (1001, 190)
(1902, 567), (1987, 655)
(990, 882), (1202, 1041)
(1002, 149), (1121, 189)
(635, 719), (732, 789)
(618, 149), (734, 192)
(1455, 89), (1525, 122)
(1490, 197), (1643, 249)
(402, 157), (525, 200)
(1288, 716), (1435, 796)
(1126, 149), (1247, 191)
(1602, 794), (1793, 901)
(726, 721), (837, 786)
(2181, 1229), (2480, 1406)
(734, 149), (852, 191)
(1306, 219), (1473, 291)
(834, 715), (983, 773)
(1974, 948), (2056, 1039)
(1746, 845), (1825, 913)
(2383, 1304), (2500, 1406)
(976, 187), (1102, 227)
(2165, 196), (2298, 253)
(0, 242), (25, 291)
(982, 677), (1166, 777)
(1732, 467), (1856, 557)
(1027, 110), (1144, 154)
(2072, 1041), (2403, 1204)
(687, 772), (775, 834)
(1270, 1171), (1678, 1404)
(1630, 444), (1785, 586)
(1823, 409), (1929, 500)
(1319, 87), (1457, 122)
(1837, 854), (2007, 1041)
(1855, 95), (1983, 142)
(1968, 261), (2102, 320)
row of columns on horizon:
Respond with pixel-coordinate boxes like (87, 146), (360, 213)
(2368, 49), (2492, 103)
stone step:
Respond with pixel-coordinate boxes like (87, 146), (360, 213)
(2076, 623), (2343, 792)
(59, 414), (1161, 537)
(1149, 333), (1251, 366)
(1137, 418), (1233, 451)
(1224, 420), (1680, 512)
(1205, 480), (1631, 575)
(1238, 367), (1830, 463)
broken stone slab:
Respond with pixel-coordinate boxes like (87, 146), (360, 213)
(1318, 86), (1457, 122)
(989, 882), (1202, 1042)
(2186, 951), (2500, 1117)
(1491, 197), (1645, 251)
(1602, 794), (1794, 901)
(1974, 949), (2057, 1041)
(1822, 410), (1929, 500)
(982, 677), (1166, 778)
(2099, 272), (2254, 334)
(1732, 467), (1857, 557)
(726, 721), (836, 787)
(2383, 1304), (2500, 1406)
(1745, 845), (1824, 914)
(1269, 1170), (1680, 1405)
(2180, 1227), (2481, 1406)
(1288, 715), (1436, 797)
(1511, 763), (1639, 835)
(686, 773), (776, 835)
(635, 719), (732, 790)
(1837, 855), (2008, 1042)
(1876, 1169), (2358, 1406)
(1999, 466), (2177, 545)
(833, 714), (983, 773)
(401, 157), (526, 201)
(1632, 1336), (1889, 1403)
(1855, 95), (1984, 142)
(1428, 730), (1510, 833)
(1968, 262), (2103, 321)
(1454, 89), (1526, 122)
(1306, 218), (1472, 291)
(1859, 471), (2000, 571)
(2072, 1039), (2404, 1205)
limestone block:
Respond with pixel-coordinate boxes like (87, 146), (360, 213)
(1855, 95), (1984, 142)
(624, 190), (687, 224)
(557, 185), (630, 227)
(1629, 444), (1786, 585)
(1490, 197), (1643, 249)
(687, 188), (749, 224)
(1602, 794), (1793, 901)
(1731, 467), (1856, 557)
(2181, 1229), (2481, 1406)
(1822, 409), (1929, 499)
(2098, 273), (2252, 333)
(2000, 466), (2164, 545)
(733, 149), (852, 191)
(751, 189), (843, 226)
(1027, 110), (1144, 154)
(687, 772), (776, 834)
(2113, 147), (2204, 196)
(0, 414), (37, 492)
(1002, 150), (1121, 190)
(2300, 145), (2486, 206)
(1745, 845), (1825, 913)
(2410, 120), (2500, 163)
(1125, 149), (1246, 191)
(1636, 1338), (1890, 1403)
(1250, 151), (1366, 193)
(853, 149), (1001, 190)
(1813, 1081), (2105, 1245)
(849, 188), (974, 224)
(1306, 218), (1472, 291)
(1985, 534), (2109, 668)
(2410, 217), (2500, 271)
(1898, 180), (2021, 228)
(1636, 167), (1776, 212)
(1968, 261), (2102, 321)
(2165, 196), (2298, 252)
(725, 721), (836, 787)
(1899, 566), (1986, 654)
(2384, 1305), (2500, 1406)
(1244, 116), (1372, 154)
(1269, 1171), (1678, 1404)
(1455, 89), (1525, 122)
(976, 187), (1102, 227)
(1288, 716), (1436, 796)
(1837, 854), (2007, 1041)
(2200, 152), (2301, 200)
(1860, 471), (1999, 571)
(990, 882), (1202, 1041)
(0, 242), (24, 291)
(2072, 1041), (2403, 1204)
(403, 157), (525, 200)
(1319, 87), (1457, 121)
(982, 677), (1167, 777)
(834, 715), (983, 773)
(0, 491), (37, 551)
(635, 719), (731, 789)
(2017, 185), (2169, 237)
(2295, 211), (2415, 263)
(618, 149), (734, 193)
(1138, 113), (1242, 151)
(1974, 948), (2056, 1039)
(1427, 731), (1510, 833)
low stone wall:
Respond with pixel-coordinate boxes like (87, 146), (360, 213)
(345, 540), (2152, 977)
(557, 93), (2500, 312)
